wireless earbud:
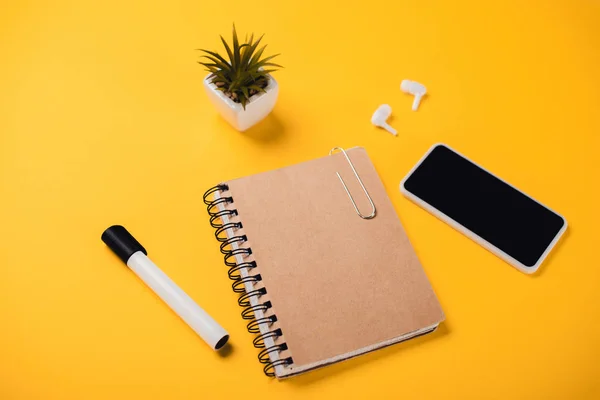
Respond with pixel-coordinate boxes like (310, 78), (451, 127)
(401, 80), (427, 111)
(371, 104), (397, 136)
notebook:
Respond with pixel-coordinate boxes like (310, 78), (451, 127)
(203, 147), (444, 378)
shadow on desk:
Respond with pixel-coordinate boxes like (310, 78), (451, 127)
(216, 341), (234, 358)
(242, 112), (286, 144)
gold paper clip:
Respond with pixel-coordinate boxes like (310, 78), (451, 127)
(329, 147), (376, 219)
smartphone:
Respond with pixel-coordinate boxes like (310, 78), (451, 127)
(400, 144), (567, 274)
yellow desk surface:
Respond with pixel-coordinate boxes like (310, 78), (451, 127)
(2, 1), (599, 398)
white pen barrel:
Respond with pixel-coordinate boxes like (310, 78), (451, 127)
(101, 225), (229, 351)
(127, 251), (229, 350)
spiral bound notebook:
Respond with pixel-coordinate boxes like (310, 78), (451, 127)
(203, 147), (444, 378)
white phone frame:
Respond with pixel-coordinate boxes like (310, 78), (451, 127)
(400, 143), (567, 274)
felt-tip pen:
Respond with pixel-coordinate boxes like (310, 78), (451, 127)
(101, 225), (229, 350)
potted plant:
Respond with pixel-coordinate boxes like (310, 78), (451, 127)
(198, 26), (282, 132)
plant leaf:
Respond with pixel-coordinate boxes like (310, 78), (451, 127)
(200, 62), (221, 69)
(198, 61), (220, 70)
(242, 33), (255, 58)
(199, 49), (230, 67)
(232, 24), (240, 69)
(252, 69), (277, 76)
(249, 44), (267, 67)
(248, 84), (267, 93)
(250, 54), (280, 69)
(220, 35), (234, 65)
(241, 34), (262, 68)
(240, 36), (252, 67)
(241, 86), (249, 101)
(199, 63), (220, 73)
(200, 56), (231, 72)
(260, 62), (283, 68)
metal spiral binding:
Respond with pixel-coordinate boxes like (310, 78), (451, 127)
(247, 315), (277, 334)
(228, 261), (257, 280)
(238, 288), (267, 307)
(215, 222), (242, 241)
(209, 209), (238, 228)
(203, 184), (294, 377)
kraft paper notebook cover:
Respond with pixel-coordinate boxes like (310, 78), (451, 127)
(203, 147), (444, 378)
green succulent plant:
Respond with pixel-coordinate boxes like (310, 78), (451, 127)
(198, 25), (282, 109)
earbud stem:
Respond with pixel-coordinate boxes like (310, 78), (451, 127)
(382, 122), (397, 136)
(412, 94), (422, 111)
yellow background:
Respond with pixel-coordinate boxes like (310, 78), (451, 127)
(2, 0), (599, 398)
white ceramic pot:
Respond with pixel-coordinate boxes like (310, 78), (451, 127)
(203, 74), (279, 132)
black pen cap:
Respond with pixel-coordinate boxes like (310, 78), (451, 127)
(101, 225), (147, 264)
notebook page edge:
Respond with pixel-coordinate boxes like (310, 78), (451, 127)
(276, 323), (442, 379)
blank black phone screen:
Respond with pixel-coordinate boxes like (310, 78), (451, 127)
(403, 144), (565, 267)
